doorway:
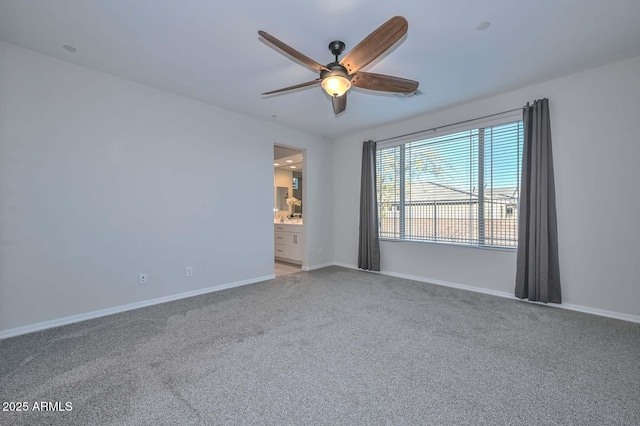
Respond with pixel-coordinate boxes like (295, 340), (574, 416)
(273, 145), (306, 277)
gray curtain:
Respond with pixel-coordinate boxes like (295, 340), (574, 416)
(358, 140), (380, 271)
(515, 99), (561, 303)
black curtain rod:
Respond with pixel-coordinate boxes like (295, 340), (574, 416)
(374, 106), (525, 144)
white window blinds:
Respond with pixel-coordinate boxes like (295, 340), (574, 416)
(376, 112), (523, 248)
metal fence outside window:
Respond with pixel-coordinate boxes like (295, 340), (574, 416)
(379, 197), (519, 248)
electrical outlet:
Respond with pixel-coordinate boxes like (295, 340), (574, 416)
(139, 273), (148, 285)
(186, 267), (193, 277)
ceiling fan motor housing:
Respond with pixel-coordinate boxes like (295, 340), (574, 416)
(320, 63), (350, 80)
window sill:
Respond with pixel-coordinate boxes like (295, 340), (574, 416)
(379, 237), (517, 253)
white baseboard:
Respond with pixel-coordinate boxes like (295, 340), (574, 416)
(382, 269), (516, 300)
(551, 303), (640, 323)
(303, 262), (334, 272)
(332, 262), (357, 270)
(0, 274), (275, 340)
(332, 262), (640, 324)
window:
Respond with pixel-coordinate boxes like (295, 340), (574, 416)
(376, 114), (523, 249)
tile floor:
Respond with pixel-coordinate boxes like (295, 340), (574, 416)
(274, 260), (302, 277)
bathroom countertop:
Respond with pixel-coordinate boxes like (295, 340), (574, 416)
(274, 221), (303, 225)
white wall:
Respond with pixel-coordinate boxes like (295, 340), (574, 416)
(0, 41), (333, 334)
(333, 55), (640, 319)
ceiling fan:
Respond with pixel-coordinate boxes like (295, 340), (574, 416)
(258, 16), (419, 115)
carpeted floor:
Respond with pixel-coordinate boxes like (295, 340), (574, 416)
(1, 266), (639, 425)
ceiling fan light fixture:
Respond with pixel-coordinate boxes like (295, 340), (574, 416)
(321, 75), (351, 97)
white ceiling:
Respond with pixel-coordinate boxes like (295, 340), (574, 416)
(274, 146), (303, 171)
(1, 0), (640, 139)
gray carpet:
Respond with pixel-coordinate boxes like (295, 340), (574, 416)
(1, 266), (639, 425)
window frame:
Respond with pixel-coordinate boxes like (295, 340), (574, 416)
(376, 111), (523, 251)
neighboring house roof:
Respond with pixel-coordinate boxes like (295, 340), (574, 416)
(400, 181), (519, 203)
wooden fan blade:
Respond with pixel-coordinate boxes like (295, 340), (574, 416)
(262, 79), (322, 95)
(258, 30), (329, 72)
(351, 72), (418, 93)
(339, 16), (408, 74)
(332, 93), (347, 114)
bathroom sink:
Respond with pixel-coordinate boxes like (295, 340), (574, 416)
(275, 220), (303, 225)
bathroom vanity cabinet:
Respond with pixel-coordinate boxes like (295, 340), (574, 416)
(274, 224), (304, 264)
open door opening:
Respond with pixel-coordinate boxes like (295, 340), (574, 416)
(273, 144), (306, 276)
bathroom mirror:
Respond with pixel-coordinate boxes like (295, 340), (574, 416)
(292, 171), (302, 216)
(276, 187), (288, 211)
